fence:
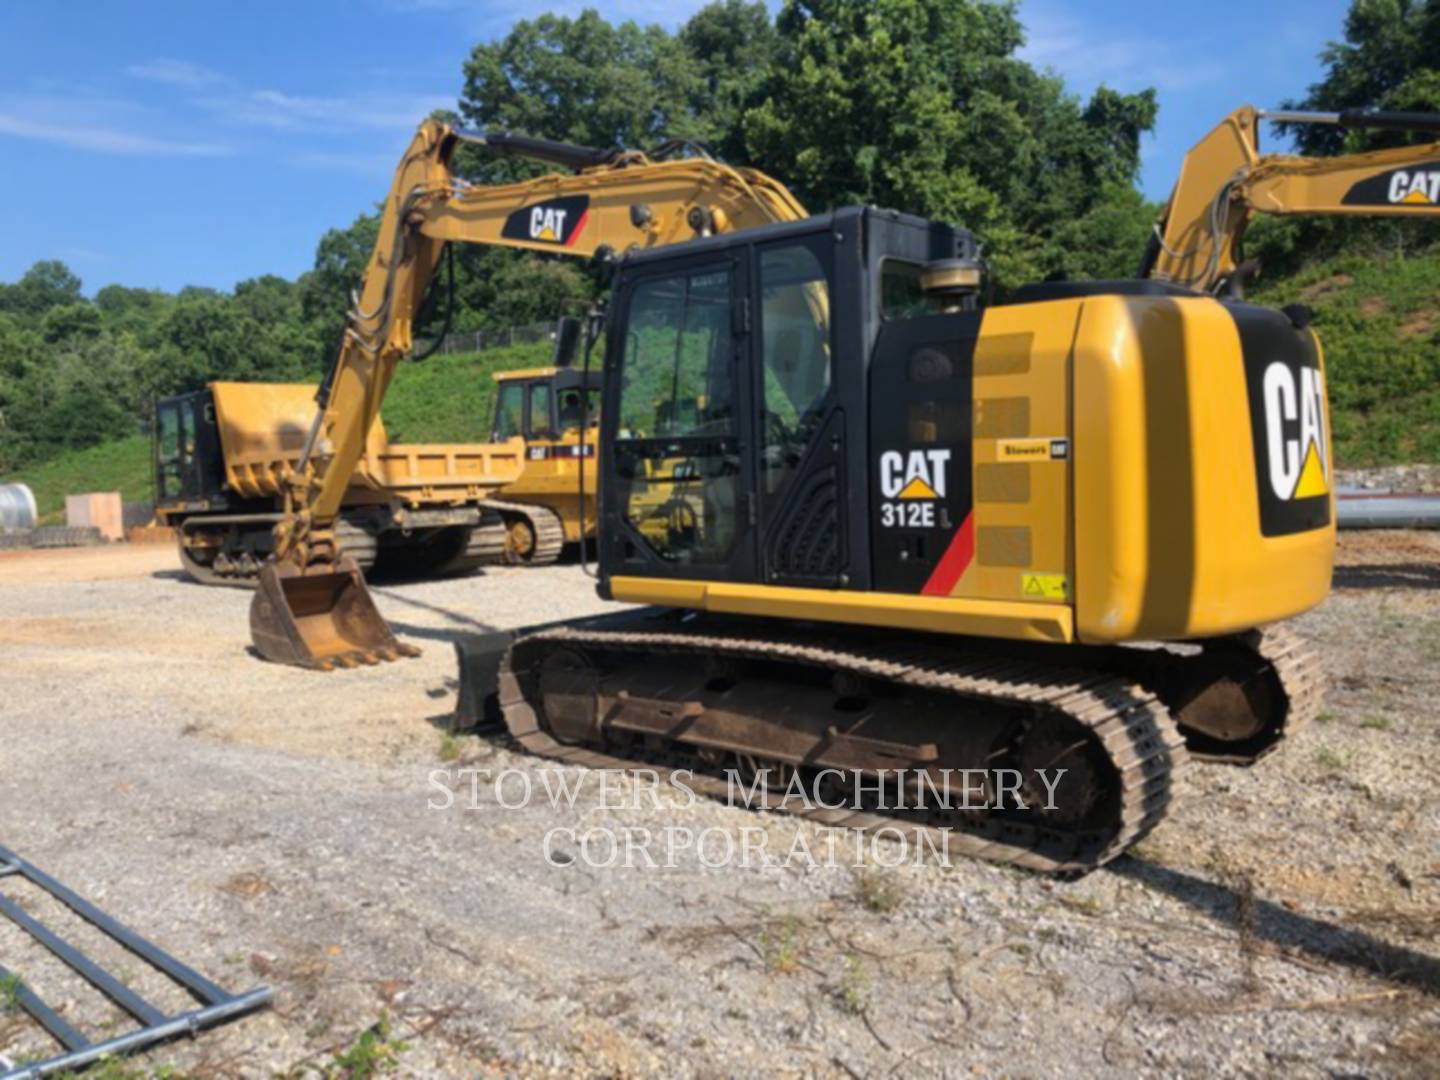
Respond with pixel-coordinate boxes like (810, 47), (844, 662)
(416, 320), (559, 357)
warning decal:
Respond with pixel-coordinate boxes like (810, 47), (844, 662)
(1020, 572), (1067, 601)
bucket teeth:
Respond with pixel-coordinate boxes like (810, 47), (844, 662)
(249, 554), (419, 670)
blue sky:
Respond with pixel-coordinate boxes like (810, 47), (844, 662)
(0, 0), (1352, 294)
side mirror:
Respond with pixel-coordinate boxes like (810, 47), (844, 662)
(552, 316), (583, 368)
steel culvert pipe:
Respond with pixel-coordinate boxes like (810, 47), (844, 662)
(0, 482), (37, 531)
(1337, 493), (1440, 529)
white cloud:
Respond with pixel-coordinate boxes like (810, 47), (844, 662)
(216, 88), (454, 132)
(125, 58), (228, 88)
(0, 111), (232, 157)
(1019, 3), (1225, 93)
(286, 148), (401, 175)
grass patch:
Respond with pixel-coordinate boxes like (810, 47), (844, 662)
(327, 1013), (410, 1078)
(759, 916), (803, 974)
(1314, 746), (1350, 771)
(1359, 715), (1393, 731)
(1252, 248), (1440, 465)
(852, 868), (904, 915)
(3, 434), (152, 523)
(833, 954), (868, 1015)
(381, 342), (554, 444)
(0, 971), (21, 1010)
(0, 341), (556, 524)
(437, 732), (463, 762)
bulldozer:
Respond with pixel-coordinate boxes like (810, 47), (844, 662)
(252, 107), (1440, 873)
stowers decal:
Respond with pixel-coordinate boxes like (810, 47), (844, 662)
(501, 195), (591, 246)
(1342, 163), (1440, 207)
(1234, 307), (1332, 537)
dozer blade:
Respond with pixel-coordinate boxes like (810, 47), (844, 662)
(453, 632), (518, 732)
(249, 555), (419, 670)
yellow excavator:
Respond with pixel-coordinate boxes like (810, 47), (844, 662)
(247, 120), (807, 667)
(1144, 104), (1440, 290)
(253, 107), (1440, 874)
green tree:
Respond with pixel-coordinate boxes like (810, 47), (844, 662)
(41, 302), (103, 344)
(740, 0), (1158, 285)
(1257, 0), (1440, 274)
(1283, 0), (1440, 155)
(459, 8), (706, 171)
(0, 260), (84, 320)
(680, 1), (779, 160)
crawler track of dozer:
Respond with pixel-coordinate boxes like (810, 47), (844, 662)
(486, 501), (566, 566)
(458, 612), (1323, 874)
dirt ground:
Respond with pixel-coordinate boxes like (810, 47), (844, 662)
(1, 535), (1437, 1077)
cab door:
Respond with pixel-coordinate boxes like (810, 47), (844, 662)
(602, 254), (757, 582)
(750, 233), (847, 587)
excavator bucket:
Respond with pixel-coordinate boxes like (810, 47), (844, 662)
(249, 556), (419, 670)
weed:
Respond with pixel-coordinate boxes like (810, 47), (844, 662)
(1057, 894), (1105, 917)
(1419, 621), (1440, 663)
(437, 732), (462, 763)
(0, 971), (21, 1010)
(52, 1059), (187, 1080)
(834, 954), (868, 1015)
(1314, 746), (1350, 771)
(852, 868), (903, 914)
(328, 1013), (410, 1078)
(759, 917), (802, 974)
(1359, 715), (1393, 731)
(1316, 710), (1338, 725)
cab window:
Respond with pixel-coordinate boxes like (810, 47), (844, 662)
(881, 260), (942, 320)
(615, 266), (738, 564)
(557, 387), (599, 431)
(528, 382), (554, 439)
(759, 239), (832, 497)
(493, 383), (524, 441)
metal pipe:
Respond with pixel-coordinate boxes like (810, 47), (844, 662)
(1, 989), (275, 1080)
(1258, 110), (1342, 125)
(0, 893), (166, 1028)
(1337, 494), (1440, 530)
(179, 513), (283, 534)
(1260, 108), (1440, 134)
(0, 483), (37, 531)
(0, 963), (88, 1053)
(453, 128), (620, 171)
(0, 845), (230, 1006)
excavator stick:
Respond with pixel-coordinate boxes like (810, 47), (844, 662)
(249, 556), (419, 670)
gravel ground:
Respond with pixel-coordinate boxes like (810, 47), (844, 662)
(0, 537), (1437, 1078)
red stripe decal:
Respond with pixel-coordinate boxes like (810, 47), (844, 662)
(564, 209), (590, 247)
(921, 512), (974, 597)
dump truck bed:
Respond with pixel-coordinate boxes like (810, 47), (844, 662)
(210, 382), (525, 506)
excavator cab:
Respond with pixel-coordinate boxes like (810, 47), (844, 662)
(593, 205), (1334, 643)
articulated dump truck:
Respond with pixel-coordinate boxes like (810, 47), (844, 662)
(154, 369), (598, 585)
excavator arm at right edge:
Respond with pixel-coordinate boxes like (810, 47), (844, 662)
(1145, 105), (1440, 292)
(250, 119), (807, 670)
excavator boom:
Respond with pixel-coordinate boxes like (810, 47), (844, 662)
(251, 119), (806, 669)
(1146, 105), (1440, 291)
